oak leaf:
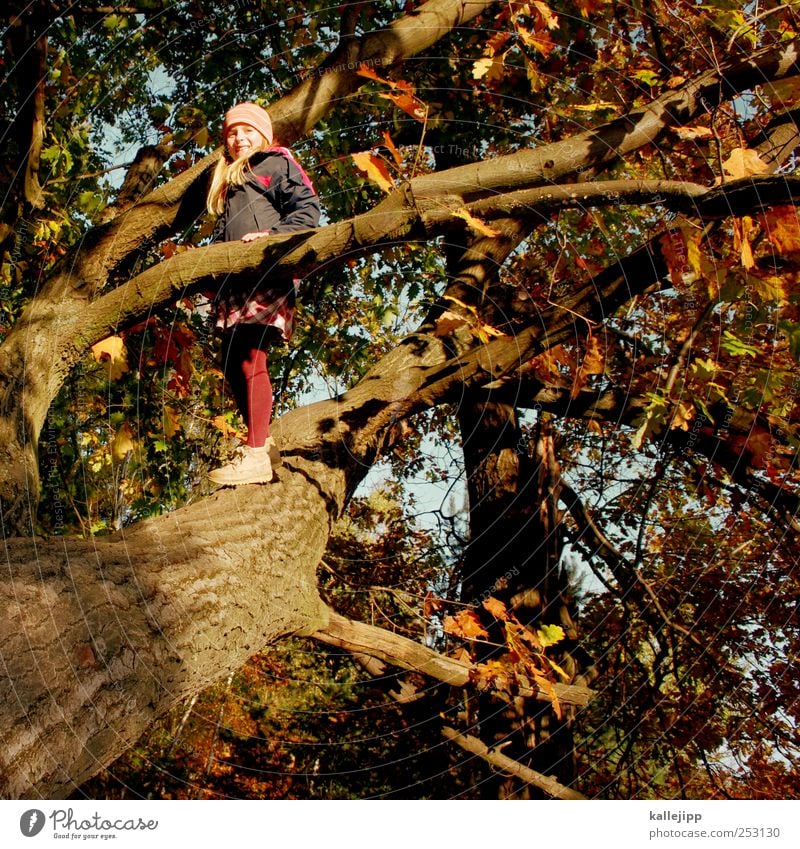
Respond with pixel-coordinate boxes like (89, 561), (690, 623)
(92, 335), (129, 381)
(482, 597), (509, 620)
(761, 205), (800, 258)
(722, 148), (769, 179)
(536, 623), (566, 648)
(443, 610), (489, 640)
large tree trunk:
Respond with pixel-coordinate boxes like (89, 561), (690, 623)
(0, 318), (481, 797)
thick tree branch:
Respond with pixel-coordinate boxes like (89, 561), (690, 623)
(312, 611), (594, 706)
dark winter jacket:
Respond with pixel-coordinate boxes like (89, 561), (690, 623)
(215, 148), (321, 242)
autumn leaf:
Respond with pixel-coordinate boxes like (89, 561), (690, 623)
(422, 591), (446, 618)
(761, 205), (800, 258)
(474, 659), (511, 692)
(670, 400), (695, 432)
(211, 414), (246, 440)
(573, 0), (606, 17)
(536, 623), (565, 648)
(673, 125), (713, 141)
(722, 148), (769, 179)
(451, 208), (500, 238)
(162, 405), (182, 438)
(433, 310), (469, 337)
(482, 597), (509, 620)
(92, 335), (129, 380)
(631, 392), (669, 449)
(112, 422), (135, 462)
(352, 152), (395, 193)
(747, 272), (786, 304)
(381, 130), (403, 168)
(733, 216), (756, 270)
(357, 68), (428, 121)
(658, 227), (701, 288)
(443, 610), (489, 640)
(534, 673), (563, 719)
(571, 334), (605, 398)
(472, 55), (505, 82)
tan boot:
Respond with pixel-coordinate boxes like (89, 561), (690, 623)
(208, 445), (273, 486)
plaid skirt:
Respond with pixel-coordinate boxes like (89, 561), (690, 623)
(213, 282), (298, 342)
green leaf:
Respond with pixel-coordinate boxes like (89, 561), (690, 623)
(720, 330), (759, 358)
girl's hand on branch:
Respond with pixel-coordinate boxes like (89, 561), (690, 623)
(241, 231), (271, 242)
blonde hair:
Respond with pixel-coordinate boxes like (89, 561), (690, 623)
(206, 144), (270, 217)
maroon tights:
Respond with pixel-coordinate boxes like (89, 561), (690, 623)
(221, 325), (276, 448)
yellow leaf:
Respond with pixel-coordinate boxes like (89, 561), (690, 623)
(472, 56), (497, 80)
(473, 321), (507, 343)
(722, 148), (769, 179)
(747, 272), (786, 303)
(433, 310), (469, 337)
(112, 422), (135, 462)
(532, 1), (559, 29)
(733, 216), (756, 270)
(670, 401), (695, 432)
(351, 152), (395, 193)
(573, 101), (618, 112)
(452, 208), (500, 238)
(92, 335), (129, 381)
(536, 623), (565, 648)
(534, 673), (563, 719)
(162, 405), (182, 438)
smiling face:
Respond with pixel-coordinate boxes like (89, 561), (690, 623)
(225, 123), (268, 160)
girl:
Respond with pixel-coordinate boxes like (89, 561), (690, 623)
(206, 101), (321, 486)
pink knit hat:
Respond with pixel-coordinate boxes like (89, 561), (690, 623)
(222, 102), (273, 145)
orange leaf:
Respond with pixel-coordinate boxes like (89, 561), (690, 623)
(443, 610), (489, 640)
(482, 597), (509, 620)
(211, 415), (246, 440)
(382, 130), (403, 167)
(422, 591), (446, 618)
(761, 205), (800, 257)
(378, 90), (427, 121)
(355, 66), (388, 84)
(658, 227), (700, 287)
(351, 151), (395, 193)
(474, 659), (511, 692)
